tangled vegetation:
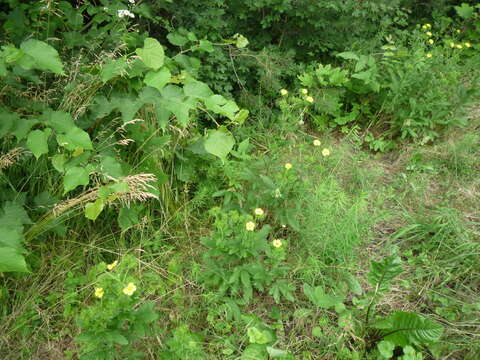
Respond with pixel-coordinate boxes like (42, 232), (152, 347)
(1, 1), (479, 359)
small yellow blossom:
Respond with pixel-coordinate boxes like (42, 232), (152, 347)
(426, 53), (433, 58)
(306, 96), (314, 103)
(449, 42), (455, 48)
(426, 24), (431, 29)
(456, 29), (461, 34)
(94, 287), (104, 299)
(322, 148), (331, 157)
(301, 88), (308, 94)
(428, 39), (434, 45)
(122, 282), (137, 296)
(284, 163), (292, 170)
(107, 260), (118, 271)
(422, 24), (428, 30)
(246, 221), (256, 231)
(313, 139), (321, 147)
(426, 31), (432, 37)
(465, 42), (471, 48)
(280, 89), (288, 96)
(274, 189), (282, 198)
(254, 208), (264, 216)
(456, 44), (463, 49)
(272, 239), (283, 248)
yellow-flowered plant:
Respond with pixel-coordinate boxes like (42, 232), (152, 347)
(272, 239), (283, 248)
(280, 89), (288, 96)
(284, 163), (292, 170)
(107, 260), (118, 270)
(122, 282), (137, 296)
(322, 148), (331, 157)
(94, 287), (104, 298)
(301, 88), (308, 94)
(426, 53), (433, 58)
(254, 208), (264, 216)
(306, 96), (314, 103)
(313, 139), (321, 147)
(246, 221), (256, 231)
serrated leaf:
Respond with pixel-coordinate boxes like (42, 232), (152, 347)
(100, 57), (128, 83)
(41, 109), (74, 134)
(166, 32), (188, 47)
(84, 198), (104, 220)
(184, 81), (213, 99)
(336, 51), (360, 61)
(27, 128), (52, 159)
(455, 3), (475, 18)
(20, 39), (64, 74)
(303, 284), (344, 308)
(136, 38), (164, 70)
(63, 166), (90, 193)
(204, 129), (235, 161)
(118, 206), (141, 231)
(144, 67), (171, 91)
(367, 255), (403, 292)
(375, 311), (443, 347)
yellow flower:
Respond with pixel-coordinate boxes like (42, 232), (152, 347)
(465, 42), (471, 48)
(428, 39), (434, 45)
(122, 282), (137, 296)
(284, 163), (292, 170)
(421, 24), (428, 30)
(426, 31), (432, 37)
(322, 148), (331, 157)
(426, 53), (432, 58)
(254, 208), (264, 216)
(246, 221), (255, 231)
(272, 239), (283, 248)
(94, 287), (104, 299)
(449, 42), (455, 48)
(274, 188), (282, 198)
(107, 260), (118, 271)
(301, 88), (308, 94)
(313, 139), (321, 147)
(426, 24), (431, 29)
(306, 96), (314, 103)
(456, 29), (461, 34)
(456, 44), (463, 49)
(280, 89), (288, 96)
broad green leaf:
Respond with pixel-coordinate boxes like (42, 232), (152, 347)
(455, 3), (475, 18)
(205, 95), (239, 120)
(247, 327), (271, 345)
(367, 255), (403, 292)
(135, 301), (159, 323)
(51, 153), (67, 172)
(0, 247), (29, 272)
(0, 58), (7, 76)
(0, 110), (17, 138)
(241, 344), (268, 360)
(118, 206), (141, 231)
(41, 109), (74, 134)
(20, 39), (64, 74)
(336, 51), (360, 61)
(303, 284), (344, 308)
(84, 198), (105, 220)
(184, 81), (213, 99)
(11, 118), (37, 141)
(99, 156), (124, 179)
(266, 347), (288, 358)
(204, 129), (235, 161)
(377, 340), (395, 359)
(375, 311), (444, 347)
(234, 34), (249, 48)
(56, 127), (93, 151)
(233, 109), (249, 125)
(144, 67), (171, 91)
(27, 128), (52, 159)
(166, 32), (188, 46)
(100, 57), (128, 83)
(63, 166), (90, 193)
(136, 38), (164, 70)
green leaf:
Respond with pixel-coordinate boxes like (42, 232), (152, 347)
(56, 127), (93, 151)
(0, 109), (17, 139)
(377, 340), (395, 359)
(41, 109), (74, 134)
(375, 311), (444, 347)
(367, 254), (403, 292)
(233, 109), (249, 125)
(100, 57), (128, 83)
(303, 284), (344, 308)
(118, 206), (141, 231)
(205, 95), (239, 120)
(247, 327), (271, 345)
(27, 128), (52, 159)
(136, 38), (165, 70)
(266, 347), (288, 358)
(135, 301), (159, 323)
(144, 67), (171, 91)
(233, 34), (249, 48)
(184, 81), (213, 99)
(63, 166), (90, 193)
(52, 153), (67, 172)
(20, 39), (64, 74)
(455, 3), (475, 19)
(84, 198), (105, 220)
(336, 51), (360, 61)
(0, 247), (29, 272)
(167, 32), (188, 47)
(241, 344), (268, 360)
(204, 129), (235, 161)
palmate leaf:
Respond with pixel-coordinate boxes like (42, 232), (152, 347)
(367, 254), (403, 292)
(20, 39), (64, 75)
(374, 311), (444, 347)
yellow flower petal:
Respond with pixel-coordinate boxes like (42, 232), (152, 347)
(280, 89), (288, 96)
(272, 239), (283, 248)
(122, 282), (137, 296)
(94, 287), (104, 298)
(246, 221), (256, 231)
(107, 260), (118, 271)
(313, 139), (321, 147)
(322, 148), (331, 157)
(284, 163), (292, 170)
(254, 208), (264, 216)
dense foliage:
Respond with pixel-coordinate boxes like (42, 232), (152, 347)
(1, 0), (479, 359)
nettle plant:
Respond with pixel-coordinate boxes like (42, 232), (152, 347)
(68, 255), (159, 360)
(201, 207), (294, 304)
(304, 253), (444, 359)
(0, 15), (248, 272)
